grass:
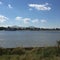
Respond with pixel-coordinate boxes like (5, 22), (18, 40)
(0, 47), (60, 60)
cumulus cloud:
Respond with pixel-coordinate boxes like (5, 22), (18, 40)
(8, 4), (13, 8)
(40, 20), (47, 23)
(32, 19), (39, 23)
(15, 16), (47, 24)
(28, 3), (51, 11)
(15, 16), (31, 24)
(0, 15), (8, 23)
(23, 18), (31, 23)
(0, 1), (2, 5)
(15, 16), (22, 20)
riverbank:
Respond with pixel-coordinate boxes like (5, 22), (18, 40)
(0, 47), (60, 60)
(0, 26), (60, 31)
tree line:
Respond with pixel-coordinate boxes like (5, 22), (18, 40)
(0, 26), (60, 31)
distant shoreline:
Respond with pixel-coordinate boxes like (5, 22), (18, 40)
(0, 26), (60, 31)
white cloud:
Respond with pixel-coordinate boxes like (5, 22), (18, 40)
(15, 16), (47, 24)
(15, 16), (22, 20)
(0, 15), (8, 23)
(28, 3), (51, 11)
(32, 19), (39, 23)
(15, 16), (31, 24)
(23, 18), (31, 23)
(40, 20), (47, 23)
(8, 4), (13, 8)
(0, 1), (2, 5)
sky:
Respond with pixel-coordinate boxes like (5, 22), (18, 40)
(0, 0), (60, 28)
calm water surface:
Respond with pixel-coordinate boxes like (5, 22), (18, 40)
(0, 31), (60, 48)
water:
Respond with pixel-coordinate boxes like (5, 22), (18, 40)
(0, 31), (60, 48)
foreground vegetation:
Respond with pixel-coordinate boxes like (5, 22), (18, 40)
(0, 40), (60, 60)
(0, 46), (60, 60)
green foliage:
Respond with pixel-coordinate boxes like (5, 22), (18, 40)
(0, 47), (60, 60)
(11, 47), (25, 55)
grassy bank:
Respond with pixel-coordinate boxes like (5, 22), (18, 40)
(0, 47), (60, 60)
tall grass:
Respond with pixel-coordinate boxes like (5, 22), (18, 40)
(0, 47), (60, 60)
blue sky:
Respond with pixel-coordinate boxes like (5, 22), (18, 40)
(0, 0), (60, 28)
